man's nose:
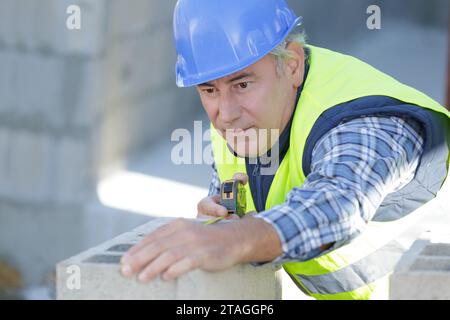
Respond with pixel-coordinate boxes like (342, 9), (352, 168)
(218, 95), (241, 125)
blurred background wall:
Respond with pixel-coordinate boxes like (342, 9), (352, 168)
(0, 0), (448, 299)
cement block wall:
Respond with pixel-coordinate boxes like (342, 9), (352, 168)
(390, 238), (450, 300)
(0, 0), (200, 290)
(289, 0), (449, 50)
(57, 218), (282, 300)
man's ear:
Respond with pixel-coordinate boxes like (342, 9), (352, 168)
(285, 42), (305, 88)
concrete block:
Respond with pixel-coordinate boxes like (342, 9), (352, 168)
(95, 87), (180, 168)
(126, 89), (179, 150)
(107, 0), (176, 41)
(107, 0), (154, 39)
(95, 86), (200, 171)
(14, 52), (65, 127)
(54, 138), (93, 204)
(33, 0), (58, 51)
(14, 0), (40, 50)
(147, 0), (178, 28)
(57, 218), (282, 300)
(99, 27), (175, 107)
(8, 131), (52, 202)
(102, 41), (143, 105)
(1, 0), (104, 54)
(0, 50), (15, 112)
(71, 58), (105, 128)
(145, 27), (177, 87)
(0, 0), (16, 47)
(70, 9), (177, 127)
(390, 237), (450, 300)
(0, 129), (11, 196)
(51, 0), (107, 56)
(0, 0), (56, 51)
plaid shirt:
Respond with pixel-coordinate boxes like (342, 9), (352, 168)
(208, 115), (424, 265)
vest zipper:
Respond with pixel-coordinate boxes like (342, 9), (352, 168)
(252, 157), (264, 212)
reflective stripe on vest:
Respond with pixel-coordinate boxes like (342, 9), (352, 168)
(296, 240), (403, 295)
(210, 45), (450, 300)
(293, 189), (449, 298)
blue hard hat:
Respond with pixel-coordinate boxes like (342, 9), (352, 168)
(173, 0), (303, 87)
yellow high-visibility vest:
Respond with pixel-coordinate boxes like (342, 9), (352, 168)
(211, 45), (450, 300)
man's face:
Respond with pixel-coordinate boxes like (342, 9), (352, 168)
(197, 45), (304, 158)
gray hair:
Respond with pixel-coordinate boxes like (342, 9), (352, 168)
(270, 29), (308, 75)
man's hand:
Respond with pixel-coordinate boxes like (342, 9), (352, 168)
(120, 216), (283, 283)
(197, 172), (249, 221)
(120, 219), (243, 283)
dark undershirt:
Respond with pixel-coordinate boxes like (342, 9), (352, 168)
(245, 62), (310, 212)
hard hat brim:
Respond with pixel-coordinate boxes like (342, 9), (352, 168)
(176, 16), (304, 88)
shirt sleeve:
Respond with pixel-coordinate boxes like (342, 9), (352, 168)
(252, 115), (425, 266)
(208, 161), (221, 196)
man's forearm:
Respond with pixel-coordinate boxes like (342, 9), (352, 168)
(219, 216), (283, 264)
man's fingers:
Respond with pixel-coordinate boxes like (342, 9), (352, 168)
(197, 213), (217, 219)
(121, 241), (165, 277)
(197, 195), (228, 217)
(232, 172), (248, 185)
(161, 255), (202, 281)
(121, 228), (190, 277)
(196, 173), (248, 219)
(225, 214), (240, 221)
(137, 246), (186, 283)
(210, 194), (222, 206)
(123, 219), (184, 260)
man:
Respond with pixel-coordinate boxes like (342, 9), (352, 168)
(121, 0), (450, 299)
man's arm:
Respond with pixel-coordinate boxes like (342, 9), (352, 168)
(251, 115), (425, 264)
(208, 162), (221, 197)
(121, 115), (424, 281)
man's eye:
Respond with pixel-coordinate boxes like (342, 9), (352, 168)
(203, 88), (216, 95)
(237, 82), (250, 90)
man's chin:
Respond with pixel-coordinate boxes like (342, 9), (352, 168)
(227, 142), (267, 158)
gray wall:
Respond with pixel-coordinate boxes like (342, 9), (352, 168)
(287, 0), (449, 104)
(0, 0), (200, 291)
(288, 0), (449, 50)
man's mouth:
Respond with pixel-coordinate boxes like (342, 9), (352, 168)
(222, 127), (255, 137)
